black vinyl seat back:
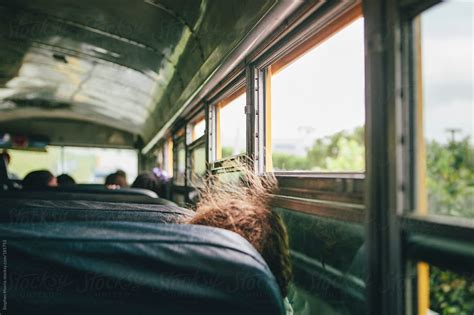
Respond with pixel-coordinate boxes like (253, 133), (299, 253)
(0, 190), (176, 205)
(16, 185), (160, 198)
(0, 198), (193, 224)
(57, 185), (160, 198)
(0, 222), (284, 315)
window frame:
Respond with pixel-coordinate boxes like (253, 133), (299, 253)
(172, 129), (186, 187)
(265, 7), (365, 175)
(207, 75), (247, 173)
(364, 0), (474, 314)
(246, 2), (366, 221)
(400, 2), (474, 314)
(185, 110), (207, 187)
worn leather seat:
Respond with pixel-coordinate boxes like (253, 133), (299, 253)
(57, 185), (160, 198)
(0, 222), (284, 314)
(0, 198), (193, 223)
(0, 190), (175, 205)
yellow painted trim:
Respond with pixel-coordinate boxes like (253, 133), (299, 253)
(417, 262), (430, 315)
(216, 104), (222, 160)
(414, 17), (430, 315)
(415, 17), (427, 217)
(218, 86), (246, 110)
(265, 67), (273, 172)
(166, 137), (173, 176)
(175, 128), (185, 138)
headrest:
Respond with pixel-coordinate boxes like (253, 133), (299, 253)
(57, 185), (160, 198)
(16, 185), (160, 198)
(0, 222), (284, 314)
(0, 199), (193, 224)
(0, 190), (174, 205)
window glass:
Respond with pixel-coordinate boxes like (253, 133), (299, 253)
(276, 208), (366, 314)
(155, 147), (164, 168)
(193, 119), (205, 141)
(174, 141), (186, 186)
(415, 263), (474, 315)
(216, 171), (242, 184)
(7, 147), (61, 180)
(8, 146), (137, 183)
(189, 144), (206, 186)
(172, 193), (186, 207)
(420, 1), (474, 218)
(218, 92), (246, 159)
(270, 18), (365, 172)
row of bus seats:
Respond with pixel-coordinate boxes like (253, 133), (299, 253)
(0, 160), (285, 313)
(0, 154), (167, 198)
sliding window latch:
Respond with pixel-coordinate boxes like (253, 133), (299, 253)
(244, 105), (251, 115)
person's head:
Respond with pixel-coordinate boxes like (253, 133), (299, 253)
(23, 170), (57, 190)
(188, 169), (292, 297)
(57, 174), (76, 186)
(131, 172), (163, 196)
(1, 150), (11, 165)
(105, 171), (128, 188)
(115, 169), (127, 180)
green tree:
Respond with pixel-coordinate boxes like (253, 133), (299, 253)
(324, 137), (365, 172)
(426, 137), (474, 218)
(426, 136), (474, 314)
(273, 126), (365, 171)
(305, 126), (365, 171)
(272, 152), (310, 170)
(430, 266), (474, 315)
(221, 147), (234, 159)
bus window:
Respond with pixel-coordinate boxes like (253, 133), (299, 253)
(419, 1), (473, 219)
(189, 143), (206, 186)
(409, 3), (473, 315)
(269, 17), (365, 172)
(216, 89), (246, 159)
(412, 262), (474, 315)
(174, 139), (186, 186)
(185, 113), (206, 186)
(165, 137), (173, 177)
(8, 147), (61, 179)
(189, 118), (205, 143)
(8, 146), (137, 184)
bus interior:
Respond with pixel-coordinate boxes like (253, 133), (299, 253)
(0, 0), (473, 314)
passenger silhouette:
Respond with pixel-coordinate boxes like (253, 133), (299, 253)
(131, 172), (165, 197)
(23, 170), (57, 190)
(57, 174), (76, 186)
(105, 171), (128, 189)
(1, 149), (19, 179)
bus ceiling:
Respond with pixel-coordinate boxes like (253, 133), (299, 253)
(0, 0), (295, 149)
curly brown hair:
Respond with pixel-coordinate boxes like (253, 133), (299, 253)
(187, 169), (292, 297)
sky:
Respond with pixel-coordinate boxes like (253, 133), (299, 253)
(219, 93), (247, 154)
(271, 18), (365, 154)
(422, 0), (473, 143)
